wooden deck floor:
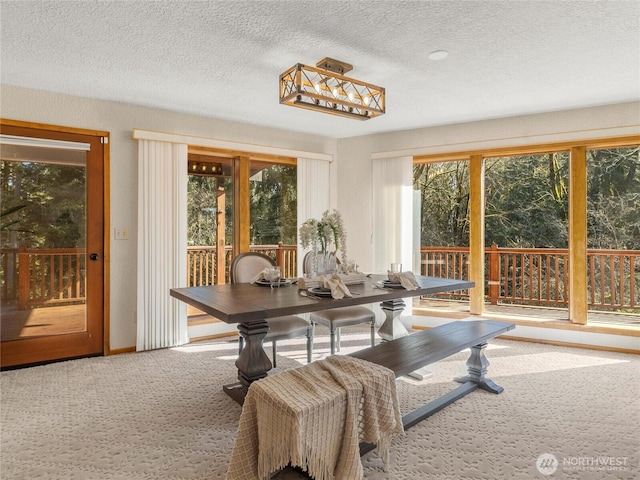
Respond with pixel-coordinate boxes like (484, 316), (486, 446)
(413, 298), (640, 333)
(1, 303), (86, 342)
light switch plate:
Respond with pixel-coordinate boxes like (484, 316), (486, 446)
(114, 227), (129, 240)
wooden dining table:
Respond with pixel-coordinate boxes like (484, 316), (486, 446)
(170, 274), (474, 403)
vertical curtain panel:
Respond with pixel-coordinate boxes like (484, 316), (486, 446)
(372, 156), (415, 274)
(297, 157), (331, 277)
(137, 139), (188, 351)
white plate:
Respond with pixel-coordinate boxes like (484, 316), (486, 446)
(255, 279), (291, 287)
(309, 287), (333, 297)
(381, 280), (404, 289)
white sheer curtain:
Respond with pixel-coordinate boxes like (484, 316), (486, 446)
(372, 156), (415, 274)
(297, 157), (331, 277)
(136, 139), (188, 351)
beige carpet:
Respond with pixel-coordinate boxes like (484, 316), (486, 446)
(1, 329), (639, 479)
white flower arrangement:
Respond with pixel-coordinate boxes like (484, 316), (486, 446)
(299, 209), (347, 263)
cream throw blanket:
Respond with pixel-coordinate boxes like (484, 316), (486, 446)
(226, 356), (403, 480)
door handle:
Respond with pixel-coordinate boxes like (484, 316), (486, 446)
(89, 253), (100, 261)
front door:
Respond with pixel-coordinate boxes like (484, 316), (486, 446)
(0, 123), (106, 368)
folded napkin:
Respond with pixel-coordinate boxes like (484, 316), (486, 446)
(321, 274), (353, 299)
(250, 268), (271, 284)
(298, 272), (365, 290)
(387, 271), (420, 290)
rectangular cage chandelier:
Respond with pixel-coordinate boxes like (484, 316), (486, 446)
(279, 58), (385, 120)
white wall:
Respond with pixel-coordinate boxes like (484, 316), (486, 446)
(2, 84), (638, 350)
(1, 85), (337, 350)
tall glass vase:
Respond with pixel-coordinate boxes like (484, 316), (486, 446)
(315, 251), (337, 275)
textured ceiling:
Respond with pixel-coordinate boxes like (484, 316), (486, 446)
(1, 0), (639, 139)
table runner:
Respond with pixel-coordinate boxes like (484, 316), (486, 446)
(226, 355), (403, 480)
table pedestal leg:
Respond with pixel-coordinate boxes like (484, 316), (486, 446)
(379, 298), (433, 380)
(223, 319), (271, 404)
(378, 298), (409, 341)
(454, 342), (504, 394)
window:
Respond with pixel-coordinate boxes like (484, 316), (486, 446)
(413, 137), (639, 324)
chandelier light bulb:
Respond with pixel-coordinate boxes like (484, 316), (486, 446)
(332, 87), (339, 98)
(363, 96), (370, 106)
(314, 83), (321, 93)
(348, 92), (354, 102)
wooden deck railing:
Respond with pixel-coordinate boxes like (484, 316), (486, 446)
(0, 246), (86, 309)
(0, 243), (298, 309)
(187, 242), (298, 287)
(3, 244), (637, 312)
(420, 246), (640, 311)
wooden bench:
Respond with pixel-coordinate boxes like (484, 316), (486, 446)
(236, 319), (515, 478)
(350, 319), (515, 455)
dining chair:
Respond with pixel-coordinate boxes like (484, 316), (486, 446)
(230, 252), (313, 367)
(303, 252), (376, 355)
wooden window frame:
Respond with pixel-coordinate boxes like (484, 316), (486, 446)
(187, 145), (297, 269)
(414, 135), (640, 324)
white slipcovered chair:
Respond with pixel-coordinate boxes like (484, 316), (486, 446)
(303, 252), (376, 355)
(230, 252), (313, 367)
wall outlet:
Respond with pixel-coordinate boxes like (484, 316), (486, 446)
(114, 227), (129, 240)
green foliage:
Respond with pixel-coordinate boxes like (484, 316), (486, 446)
(414, 162), (470, 246)
(187, 175), (225, 246)
(1, 161), (86, 248)
(485, 153), (569, 248)
(249, 165), (297, 245)
(587, 147), (640, 249)
(186, 163), (297, 248)
(0, 204), (29, 231)
(414, 146), (639, 250)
